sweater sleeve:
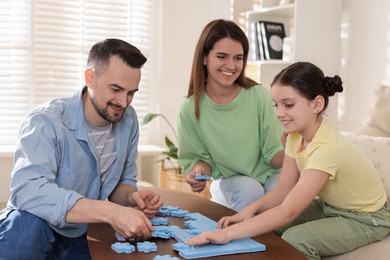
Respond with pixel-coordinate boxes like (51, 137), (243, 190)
(177, 99), (217, 175)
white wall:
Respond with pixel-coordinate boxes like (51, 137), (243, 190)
(339, 0), (390, 131)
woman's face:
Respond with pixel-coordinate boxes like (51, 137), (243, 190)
(203, 37), (244, 89)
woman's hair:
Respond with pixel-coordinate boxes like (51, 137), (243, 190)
(87, 38), (147, 75)
(187, 19), (256, 119)
(271, 62), (343, 111)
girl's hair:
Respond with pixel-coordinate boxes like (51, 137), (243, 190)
(271, 62), (343, 111)
(187, 19), (256, 119)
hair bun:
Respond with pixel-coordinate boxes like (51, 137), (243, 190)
(324, 75), (343, 96)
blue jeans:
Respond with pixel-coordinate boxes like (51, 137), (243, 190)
(210, 174), (279, 212)
(0, 210), (91, 260)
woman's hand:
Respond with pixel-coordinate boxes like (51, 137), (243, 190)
(186, 161), (211, 192)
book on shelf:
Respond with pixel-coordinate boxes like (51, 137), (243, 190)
(259, 21), (286, 60)
(254, 21), (265, 60)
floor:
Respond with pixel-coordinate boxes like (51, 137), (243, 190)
(0, 202), (6, 209)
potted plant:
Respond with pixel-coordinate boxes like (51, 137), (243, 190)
(142, 113), (211, 199)
(142, 113), (182, 174)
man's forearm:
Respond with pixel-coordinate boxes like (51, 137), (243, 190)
(108, 184), (137, 206)
(66, 198), (116, 224)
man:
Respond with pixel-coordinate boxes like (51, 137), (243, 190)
(0, 39), (163, 259)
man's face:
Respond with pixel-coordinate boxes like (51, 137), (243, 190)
(85, 55), (141, 125)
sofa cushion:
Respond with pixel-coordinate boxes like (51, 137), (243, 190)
(359, 85), (390, 137)
(341, 132), (390, 199)
(323, 235), (390, 260)
(324, 132), (390, 260)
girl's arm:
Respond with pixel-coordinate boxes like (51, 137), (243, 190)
(187, 165), (330, 245)
(217, 154), (299, 228)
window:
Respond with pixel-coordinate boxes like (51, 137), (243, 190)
(0, 0), (151, 148)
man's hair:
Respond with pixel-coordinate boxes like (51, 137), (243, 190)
(87, 38), (147, 75)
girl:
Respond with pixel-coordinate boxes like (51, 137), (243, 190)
(178, 19), (284, 211)
(185, 62), (390, 259)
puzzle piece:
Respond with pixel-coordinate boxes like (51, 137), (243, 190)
(150, 217), (169, 225)
(170, 209), (190, 217)
(194, 175), (210, 180)
(171, 229), (193, 243)
(153, 255), (180, 260)
(156, 205), (181, 217)
(172, 239), (266, 259)
(151, 231), (171, 239)
(137, 241), (158, 253)
(115, 232), (135, 241)
(111, 242), (135, 253)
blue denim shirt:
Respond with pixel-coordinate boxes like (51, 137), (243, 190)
(0, 86), (139, 238)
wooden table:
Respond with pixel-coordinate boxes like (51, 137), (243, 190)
(88, 188), (306, 259)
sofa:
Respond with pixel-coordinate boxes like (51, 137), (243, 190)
(324, 85), (390, 260)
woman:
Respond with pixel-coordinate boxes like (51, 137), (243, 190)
(178, 19), (284, 211)
(185, 62), (390, 259)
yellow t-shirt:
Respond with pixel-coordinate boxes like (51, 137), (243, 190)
(285, 118), (387, 212)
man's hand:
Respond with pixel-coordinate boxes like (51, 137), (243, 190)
(109, 204), (154, 240)
(130, 190), (163, 217)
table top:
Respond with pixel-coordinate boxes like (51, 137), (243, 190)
(87, 187), (306, 259)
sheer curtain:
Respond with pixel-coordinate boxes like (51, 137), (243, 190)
(0, 0), (151, 148)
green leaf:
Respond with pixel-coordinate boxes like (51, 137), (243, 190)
(142, 113), (160, 125)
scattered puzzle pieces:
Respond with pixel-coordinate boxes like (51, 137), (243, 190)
(137, 241), (158, 253)
(111, 242), (135, 253)
(111, 205), (266, 259)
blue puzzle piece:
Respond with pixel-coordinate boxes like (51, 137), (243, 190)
(170, 209), (190, 217)
(156, 205), (181, 217)
(137, 241), (158, 253)
(151, 231), (171, 239)
(115, 232), (135, 241)
(150, 217), (169, 225)
(111, 242), (135, 253)
(172, 229), (193, 243)
(194, 175), (210, 180)
(154, 255), (180, 260)
(173, 239), (266, 259)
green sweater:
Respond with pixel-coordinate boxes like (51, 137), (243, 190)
(178, 85), (283, 184)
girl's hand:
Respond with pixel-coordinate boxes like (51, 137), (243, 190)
(185, 229), (230, 246)
(217, 207), (256, 229)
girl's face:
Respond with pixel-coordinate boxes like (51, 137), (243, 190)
(203, 37), (244, 89)
(271, 83), (320, 136)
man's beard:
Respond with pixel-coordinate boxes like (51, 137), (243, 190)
(91, 97), (124, 123)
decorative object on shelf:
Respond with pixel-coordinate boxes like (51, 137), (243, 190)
(259, 21), (286, 60)
(142, 113), (211, 199)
